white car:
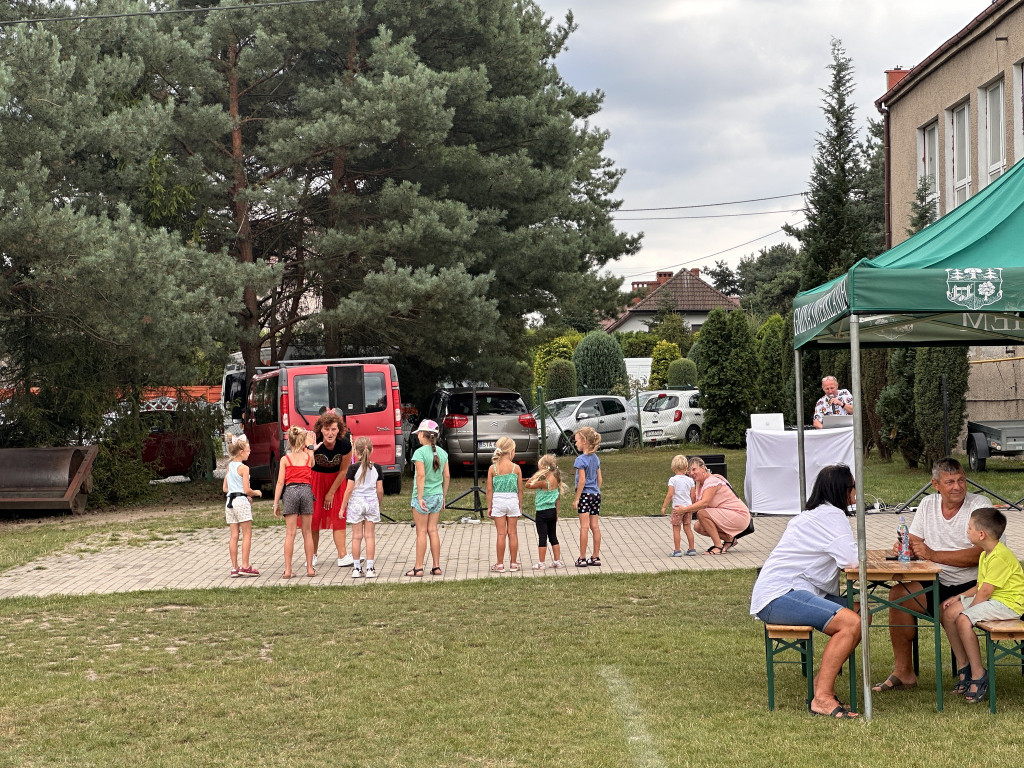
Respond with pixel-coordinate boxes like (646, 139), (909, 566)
(534, 396), (641, 454)
(640, 389), (703, 444)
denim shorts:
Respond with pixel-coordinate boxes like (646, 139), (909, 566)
(756, 589), (846, 632)
(411, 493), (444, 514)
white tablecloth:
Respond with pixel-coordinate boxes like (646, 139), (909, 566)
(744, 427), (855, 515)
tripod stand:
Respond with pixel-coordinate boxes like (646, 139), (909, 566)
(445, 386), (487, 518)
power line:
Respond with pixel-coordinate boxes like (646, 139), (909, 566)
(614, 221), (804, 281)
(0, 0), (334, 28)
(617, 192), (805, 213)
(614, 208), (803, 221)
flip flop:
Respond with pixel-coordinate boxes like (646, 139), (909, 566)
(811, 705), (857, 719)
(871, 674), (916, 692)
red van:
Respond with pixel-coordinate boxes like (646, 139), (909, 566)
(242, 358), (405, 494)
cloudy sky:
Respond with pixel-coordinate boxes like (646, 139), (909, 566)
(533, 0), (993, 286)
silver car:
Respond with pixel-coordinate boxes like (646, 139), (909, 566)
(534, 396), (641, 454)
(419, 387), (540, 473)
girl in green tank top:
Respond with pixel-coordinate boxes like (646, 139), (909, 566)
(525, 454), (568, 569)
(487, 436), (524, 572)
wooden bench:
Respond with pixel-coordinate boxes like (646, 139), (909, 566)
(975, 619), (1024, 713)
(763, 624), (814, 711)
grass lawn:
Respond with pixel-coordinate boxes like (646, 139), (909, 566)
(2, 572), (1023, 767)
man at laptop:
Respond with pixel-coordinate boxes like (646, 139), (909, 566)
(813, 376), (853, 429)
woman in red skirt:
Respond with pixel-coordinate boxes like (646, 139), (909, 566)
(310, 410), (354, 567)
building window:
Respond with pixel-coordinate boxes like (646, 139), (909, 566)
(919, 121), (939, 203)
(950, 101), (971, 206)
(984, 80), (1006, 183)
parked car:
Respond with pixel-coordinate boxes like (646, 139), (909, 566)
(639, 389), (703, 444)
(534, 396), (641, 454)
(417, 387), (539, 473)
(105, 396), (218, 480)
(241, 358), (405, 494)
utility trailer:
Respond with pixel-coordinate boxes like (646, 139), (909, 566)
(964, 420), (1024, 471)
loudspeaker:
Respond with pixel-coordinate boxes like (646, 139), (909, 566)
(328, 365), (365, 415)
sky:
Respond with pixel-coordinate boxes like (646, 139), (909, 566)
(533, 0), (994, 287)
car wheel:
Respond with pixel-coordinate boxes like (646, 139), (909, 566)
(967, 442), (986, 472)
(557, 433), (575, 456)
(685, 425), (701, 444)
(187, 450), (213, 481)
(623, 428), (641, 449)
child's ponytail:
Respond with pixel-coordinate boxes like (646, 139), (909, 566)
(353, 436), (373, 484)
(430, 433), (440, 471)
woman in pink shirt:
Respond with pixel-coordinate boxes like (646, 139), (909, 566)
(676, 456), (751, 555)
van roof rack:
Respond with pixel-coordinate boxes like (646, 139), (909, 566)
(254, 356), (391, 372)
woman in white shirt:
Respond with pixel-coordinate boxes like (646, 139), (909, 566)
(750, 464), (862, 719)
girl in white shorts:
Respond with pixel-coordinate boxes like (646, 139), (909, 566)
(222, 435), (262, 577)
(339, 437), (384, 579)
(487, 436), (524, 572)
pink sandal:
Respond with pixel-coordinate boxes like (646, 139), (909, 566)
(510, 562), (521, 572)
(490, 563), (505, 572)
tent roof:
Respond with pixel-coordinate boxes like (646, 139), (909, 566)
(794, 159), (1024, 349)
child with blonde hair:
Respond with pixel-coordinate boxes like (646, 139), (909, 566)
(272, 425), (316, 578)
(223, 435), (262, 577)
(526, 453), (567, 569)
(572, 427), (603, 567)
(662, 454), (697, 556)
(487, 436), (525, 572)
(408, 420), (449, 577)
(339, 436), (384, 579)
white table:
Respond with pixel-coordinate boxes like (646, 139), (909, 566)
(744, 427), (855, 515)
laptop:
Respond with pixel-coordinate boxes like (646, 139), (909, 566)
(750, 413), (785, 430)
(821, 414), (854, 429)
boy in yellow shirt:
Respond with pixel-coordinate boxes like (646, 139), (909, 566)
(940, 507), (1024, 703)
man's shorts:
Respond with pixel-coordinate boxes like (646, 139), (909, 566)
(912, 581), (975, 619)
(347, 498), (381, 525)
(577, 492), (601, 516)
(225, 496), (253, 525)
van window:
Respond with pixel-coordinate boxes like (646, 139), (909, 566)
(364, 373), (387, 413)
(294, 374), (329, 416)
(254, 378), (278, 425)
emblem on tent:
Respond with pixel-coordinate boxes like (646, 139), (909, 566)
(946, 267), (1002, 310)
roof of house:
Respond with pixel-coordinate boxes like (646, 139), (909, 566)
(875, 0), (1022, 109)
(605, 268), (739, 331)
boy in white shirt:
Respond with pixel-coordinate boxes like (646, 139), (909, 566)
(662, 455), (696, 556)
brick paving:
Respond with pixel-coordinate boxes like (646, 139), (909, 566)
(1, 511), (998, 599)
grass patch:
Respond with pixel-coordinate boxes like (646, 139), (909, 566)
(0, 572), (1016, 766)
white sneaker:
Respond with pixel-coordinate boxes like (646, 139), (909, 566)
(365, 566), (376, 579)
(552, 560), (564, 568)
(351, 566), (363, 579)
(338, 554), (355, 567)
(312, 554), (319, 567)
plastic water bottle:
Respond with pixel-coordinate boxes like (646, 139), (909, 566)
(897, 515), (911, 562)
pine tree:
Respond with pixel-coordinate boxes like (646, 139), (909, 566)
(755, 315), (787, 414)
(785, 38), (867, 290)
(879, 349), (924, 468)
(914, 348), (970, 468)
(907, 176), (939, 237)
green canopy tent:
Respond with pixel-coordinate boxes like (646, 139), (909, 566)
(792, 157), (1024, 720)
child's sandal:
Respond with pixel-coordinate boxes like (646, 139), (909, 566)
(575, 557), (588, 567)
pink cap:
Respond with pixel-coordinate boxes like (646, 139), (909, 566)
(416, 419), (440, 434)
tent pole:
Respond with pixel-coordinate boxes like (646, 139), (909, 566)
(795, 350), (806, 511)
(850, 315), (872, 720)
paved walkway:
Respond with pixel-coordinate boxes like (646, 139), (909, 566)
(0, 512), (973, 599)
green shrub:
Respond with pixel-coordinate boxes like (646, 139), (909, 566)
(533, 336), (576, 392)
(755, 314), (786, 414)
(572, 331), (627, 394)
(618, 331), (656, 358)
(544, 359), (578, 401)
(879, 348), (923, 468)
(697, 309), (757, 448)
(667, 358), (697, 389)
(914, 346), (969, 468)
(649, 340), (681, 389)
